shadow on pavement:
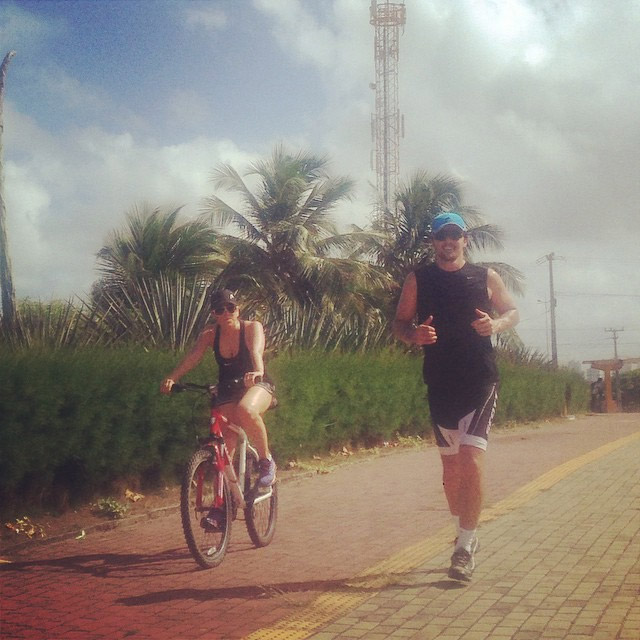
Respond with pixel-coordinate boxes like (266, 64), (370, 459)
(0, 547), (207, 578)
(116, 568), (466, 606)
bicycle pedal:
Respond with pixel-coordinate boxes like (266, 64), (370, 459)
(200, 517), (219, 532)
(201, 509), (226, 532)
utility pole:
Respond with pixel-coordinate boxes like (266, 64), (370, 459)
(605, 327), (624, 408)
(537, 253), (561, 368)
(537, 299), (550, 357)
(0, 50), (17, 332)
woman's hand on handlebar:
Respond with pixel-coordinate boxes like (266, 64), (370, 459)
(243, 372), (263, 388)
(160, 378), (176, 395)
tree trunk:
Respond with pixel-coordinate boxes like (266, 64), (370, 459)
(0, 51), (17, 331)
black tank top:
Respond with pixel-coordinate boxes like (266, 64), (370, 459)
(414, 262), (498, 390)
(213, 321), (254, 385)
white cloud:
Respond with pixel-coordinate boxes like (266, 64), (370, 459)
(38, 66), (112, 115)
(255, 0), (370, 87)
(165, 89), (213, 131)
(255, 0), (336, 72)
(3, 162), (51, 296)
(3, 105), (257, 300)
(0, 2), (64, 50)
(184, 5), (228, 31)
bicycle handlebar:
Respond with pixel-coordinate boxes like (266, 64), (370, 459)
(171, 382), (215, 394)
(171, 375), (262, 395)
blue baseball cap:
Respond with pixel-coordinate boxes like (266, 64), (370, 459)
(432, 212), (467, 234)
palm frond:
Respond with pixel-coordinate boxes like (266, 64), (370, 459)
(466, 224), (504, 253)
(203, 195), (265, 245)
(475, 261), (526, 297)
(210, 163), (263, 213)
(89, 273), (212, 350)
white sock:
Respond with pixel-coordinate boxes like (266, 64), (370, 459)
(456, 527), (477, 552)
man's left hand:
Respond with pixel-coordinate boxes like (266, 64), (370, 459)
(471, 309), (494, 336)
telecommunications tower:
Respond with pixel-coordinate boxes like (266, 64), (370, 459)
(370, 0), (406, 215)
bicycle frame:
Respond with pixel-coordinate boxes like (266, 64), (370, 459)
(204, 403), (273, 511)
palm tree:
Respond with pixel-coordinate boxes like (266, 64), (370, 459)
(0, 51), (17, 332)
(366, 170), (524, 295)
(89, 204), (223, 347)
(202, 146), (391, 329)
(96, 204), (222, 289)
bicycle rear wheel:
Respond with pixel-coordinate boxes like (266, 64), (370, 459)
(181, 448), (232, 568)
(244, 449), (278, 547)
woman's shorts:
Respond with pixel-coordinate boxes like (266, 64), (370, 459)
(216, 379), (276, 408)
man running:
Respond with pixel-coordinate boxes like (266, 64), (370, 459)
(393, 212), (519, 581)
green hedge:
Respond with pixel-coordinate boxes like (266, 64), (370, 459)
(0, 347), (208, 516)
(0, 346), (589, 518)
(495, 359), (589, 423)
(266, 349), (428, 460)
(621, 369), (640, 412)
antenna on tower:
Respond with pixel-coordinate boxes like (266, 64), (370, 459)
(370, 0), (406, 218)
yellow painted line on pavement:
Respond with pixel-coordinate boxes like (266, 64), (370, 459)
(247, 430), (640, 640)
(480, 429), (640, 524)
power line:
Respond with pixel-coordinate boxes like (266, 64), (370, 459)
(557, 292), (640, 299)
(557, 341), (640, 347)
(560, 256), (640, 265)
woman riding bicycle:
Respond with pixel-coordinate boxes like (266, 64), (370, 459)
(161, 289), (277, 487)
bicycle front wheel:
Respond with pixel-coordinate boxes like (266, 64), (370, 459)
(244, 449), (278, 547)
(181, 448), (232, 569)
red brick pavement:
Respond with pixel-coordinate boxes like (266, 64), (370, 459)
(1, 414), (638, 640)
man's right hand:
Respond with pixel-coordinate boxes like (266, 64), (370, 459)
(413, 315), (437, 345)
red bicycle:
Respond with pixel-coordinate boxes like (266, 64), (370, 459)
(172, 380), (278, 569)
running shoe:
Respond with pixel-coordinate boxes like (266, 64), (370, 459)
(258, 457), (277, 487)
(448, 537), (479, 582)
(453, 537), (481, 552)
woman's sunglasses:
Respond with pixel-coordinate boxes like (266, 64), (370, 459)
(212, 303), (237, 315)
(433, 228), (464, 241)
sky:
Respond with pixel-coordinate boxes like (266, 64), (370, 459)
(2, 0), (639, 371)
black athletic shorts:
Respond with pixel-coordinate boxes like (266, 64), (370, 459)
(428, 383), (498, 454)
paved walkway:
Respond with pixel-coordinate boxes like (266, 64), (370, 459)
(270, 427), (640, 640)
(1, 414), (639, 639)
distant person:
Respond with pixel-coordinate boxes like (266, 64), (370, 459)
(161, 289), (277, 487)
(564, 383), (572, 417)
(591, 377), (604, 413)
(590, 380), (598, 412)
(393, 212), (519, 582)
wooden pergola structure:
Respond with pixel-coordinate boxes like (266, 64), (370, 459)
(583, 358), (640, 412)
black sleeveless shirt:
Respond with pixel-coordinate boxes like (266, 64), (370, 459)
(213, 320), (272, 388)
(213, 321), (254, 383)
(414, 262), (498, 391)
